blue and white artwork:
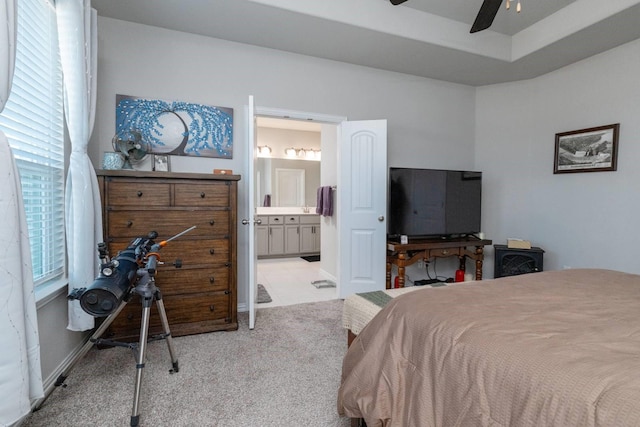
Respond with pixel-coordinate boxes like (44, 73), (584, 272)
(115, 94), (233, 158)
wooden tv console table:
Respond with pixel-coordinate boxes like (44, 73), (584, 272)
(386, 236), (493, 288)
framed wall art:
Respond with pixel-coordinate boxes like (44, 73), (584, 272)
(553, 123), (619, 174)
(115, 94), (234, 159)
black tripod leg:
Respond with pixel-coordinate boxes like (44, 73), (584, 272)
(155, 290), (179, 373)
(33, 299), (129, 410)
(130, 296), (152, 427)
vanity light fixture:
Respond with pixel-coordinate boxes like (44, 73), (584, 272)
(285, 147), (297, 157)
(257, 145), (272, 157)
(306, 149), (321, 160)
(284, 147), (321, 160)
(258, 145), (272, 155)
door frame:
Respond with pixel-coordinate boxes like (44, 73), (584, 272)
(255, 106), (346, 126)
(251, 106), (346, 306)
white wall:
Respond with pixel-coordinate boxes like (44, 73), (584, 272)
(476, 38), (640, 276)
(91, 17), (477, 308)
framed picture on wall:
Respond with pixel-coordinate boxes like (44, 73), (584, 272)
(153, 154), (170, 172)
(553, 123), (619, 174)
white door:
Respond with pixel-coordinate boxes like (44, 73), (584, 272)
(338, 120), (387, 298)
(245, 95), (258, 329)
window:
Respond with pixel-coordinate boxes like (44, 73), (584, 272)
(0, 0), (65, 286)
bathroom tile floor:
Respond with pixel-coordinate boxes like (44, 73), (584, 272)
(257, 257), (337, 308)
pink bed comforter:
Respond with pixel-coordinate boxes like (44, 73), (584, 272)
(338, 269), (640, 427)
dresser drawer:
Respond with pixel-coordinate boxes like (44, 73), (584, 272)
(106, 181), (171, 206)
(106, 292), (231, 339)
(161, 239), (230, 265)
(164, 292), (231, 324)
(109, 238), (230, 266)
(174, 182), (230, 207)
(106, 210), (229, 238)
(157, 266), (230, 295)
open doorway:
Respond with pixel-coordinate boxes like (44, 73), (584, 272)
(255, 116), (338, 307)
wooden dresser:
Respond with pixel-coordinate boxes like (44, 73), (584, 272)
(96, 170), (240, 341)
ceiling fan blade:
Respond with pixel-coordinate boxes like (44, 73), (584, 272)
(390, 0), (408, 5)
(470, 0), (503, 33)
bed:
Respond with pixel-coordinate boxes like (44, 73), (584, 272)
(337, 269), (640, 427)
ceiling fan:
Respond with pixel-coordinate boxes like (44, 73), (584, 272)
(388, 0), (504, 34)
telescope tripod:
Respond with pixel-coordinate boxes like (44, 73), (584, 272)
(38, 271), (179, 427)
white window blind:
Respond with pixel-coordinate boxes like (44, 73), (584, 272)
(0, 0), (65, 286)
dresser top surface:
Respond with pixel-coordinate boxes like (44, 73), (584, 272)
(97, 169), (241, 182)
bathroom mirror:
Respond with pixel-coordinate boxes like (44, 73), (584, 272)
(257, 157), (320, 207)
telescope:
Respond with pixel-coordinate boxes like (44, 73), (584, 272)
(70, 226), (195, 317)
(42, 226), (196, 426)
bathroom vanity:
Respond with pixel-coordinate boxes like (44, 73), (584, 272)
(256, 209), (320, 258)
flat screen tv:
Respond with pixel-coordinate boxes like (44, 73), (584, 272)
(388, 168), (482, 239)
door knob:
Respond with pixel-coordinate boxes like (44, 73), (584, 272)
(241, 218), (262, 225)
(378, 216), (385, 222)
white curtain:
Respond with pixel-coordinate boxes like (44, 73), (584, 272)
(0, 0), (45, 424)
(56, 0), (101, 331)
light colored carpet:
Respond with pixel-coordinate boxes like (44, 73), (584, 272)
(24, 300), (351, 427)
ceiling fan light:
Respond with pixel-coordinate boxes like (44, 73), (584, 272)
(506, 0), (510, 10)
(516, 1), (521, 13)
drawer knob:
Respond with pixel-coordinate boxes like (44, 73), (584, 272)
(137, 191), (143, 197)
(442, 250), (449, 255)
(209, 277), (215, 283)
(209, 219), (215, 225)
(209, 305), (215, 312)
(209, 248), (215, 255)
(127, 313), (133, 321)
(200, 192), (206, 198)
(127, 220), (133, 227)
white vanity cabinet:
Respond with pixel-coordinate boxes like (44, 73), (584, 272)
(300, 215), (321, 253)
(284, 215), (300, 254)
(256, 216), (269, 257)
(267, 215), (285, 255)
(257, 213), (320, 258)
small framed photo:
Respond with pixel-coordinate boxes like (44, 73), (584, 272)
(554, 123), (619, 174)
(153, 154), (170, 172)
